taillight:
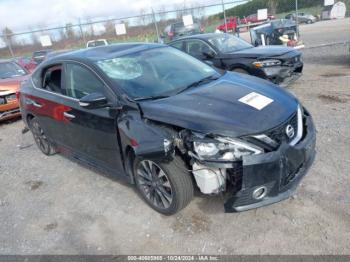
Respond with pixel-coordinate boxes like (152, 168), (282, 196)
(16, 90), (20, 100)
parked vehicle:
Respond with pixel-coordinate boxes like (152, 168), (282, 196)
(250, 19), (304, 49)
(0, 60), (29, 121)
(285, 12), (317, 24)
(240, 13), (275, 24)
(86, 39), (109, 48)
(216, 17), (239, 32)
(217, 14), (275, 33)
(19, 44), (316, 215)
(169, 33), (303, 86)
(45, 49), (73, 60)
(14, 57), (37, 73)
(32, 50), (53, 64)
(163, 20), (204, 41)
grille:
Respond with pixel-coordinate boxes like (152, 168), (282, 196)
(265, 112), (298, 146)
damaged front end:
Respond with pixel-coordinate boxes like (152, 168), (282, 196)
(170, 105), (316, 212)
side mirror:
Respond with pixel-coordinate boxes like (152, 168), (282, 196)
(79, 92), (109, 109)
(204, 60), (214, 67)
(202, 50), (215, 59)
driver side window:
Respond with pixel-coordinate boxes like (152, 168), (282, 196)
(186, 40), (215, 60)
(65, 63), (105, 99)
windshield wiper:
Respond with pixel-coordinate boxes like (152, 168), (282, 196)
(133, 95), (170, 101)
(176, 74), (219, 95)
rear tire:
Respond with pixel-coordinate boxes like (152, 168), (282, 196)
(28, 117), (57, 156)
(133, 156), (193, 215)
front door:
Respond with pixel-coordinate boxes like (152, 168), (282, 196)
(185, 40), (220, 68)
(58, 62), (123, 172)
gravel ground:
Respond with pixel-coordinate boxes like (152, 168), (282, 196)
(0, 28), (350, 255)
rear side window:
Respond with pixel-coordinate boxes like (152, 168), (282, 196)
(170, 41), (185, 52)
(185, 40), (214, 59)
(65, 63), (105, 99)
(42, 65), (63, 94)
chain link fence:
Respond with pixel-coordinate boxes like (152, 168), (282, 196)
(0, 0), (348, 59)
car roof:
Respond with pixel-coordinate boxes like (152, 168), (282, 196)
(46, 43), (165, 63)
(0, 59), (14, 63)
(33, 49), (53, 54)
(169, 33), (227, 42)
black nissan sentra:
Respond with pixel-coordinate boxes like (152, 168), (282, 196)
(19, 44), (316, 215)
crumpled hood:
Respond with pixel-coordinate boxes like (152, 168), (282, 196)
(139, 72), (298, 137)
(225, 45), (297, 59)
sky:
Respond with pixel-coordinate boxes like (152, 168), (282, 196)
(0, 0), (226, 32)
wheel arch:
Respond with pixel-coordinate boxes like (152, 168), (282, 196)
(25, 113), (35, 126)
(124, 145), (136, 184)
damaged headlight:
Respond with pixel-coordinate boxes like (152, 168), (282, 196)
(192, 136), (263, 161)
(253, 59), (281, 68)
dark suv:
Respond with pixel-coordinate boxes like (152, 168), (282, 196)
(19, 44), (316, 215)
(163, 20), (204, 41)
(32, 49), (53, 64)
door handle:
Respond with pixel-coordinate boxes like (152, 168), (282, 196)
(63, 112), (75, 119)
(32, 101), (43, 108)
(25, 98), (42, 108)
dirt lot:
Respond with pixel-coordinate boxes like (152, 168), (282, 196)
(1, 27), (350, 255)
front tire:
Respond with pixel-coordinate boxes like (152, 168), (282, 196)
(133, 156), (193, 215)
(28, 117), (57, 156)
(232, 68), (249, 74)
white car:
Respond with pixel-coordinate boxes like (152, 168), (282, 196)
(86, 39), (109, 48)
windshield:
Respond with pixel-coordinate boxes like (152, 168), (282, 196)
(0, 62), (27, 79)
(96, 47), (217, 99)
(208, 34), (253, 53)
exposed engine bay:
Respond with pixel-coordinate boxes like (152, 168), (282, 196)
(145, 105), (316, 212)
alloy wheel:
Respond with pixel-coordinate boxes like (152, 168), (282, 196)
(136, 160), (173, 209)
(30, 120), (51, 154)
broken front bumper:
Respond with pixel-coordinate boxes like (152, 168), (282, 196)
(223, 114), (316, 212)
(262, 62), (303, 87)
(0, 100), (20, 121)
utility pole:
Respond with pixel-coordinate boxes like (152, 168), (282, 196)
(151, 8), (160, 43)
(221, 0), (228, 33)
(295, 0), (299, 38)
(3, 33), (14, 58)
(78, 18), (87, 45)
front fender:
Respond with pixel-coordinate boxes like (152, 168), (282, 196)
(118, 109), (175, 162)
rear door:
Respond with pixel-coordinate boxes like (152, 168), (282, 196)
(23, 64), (69, 145)
(59, 62), (123, 172)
